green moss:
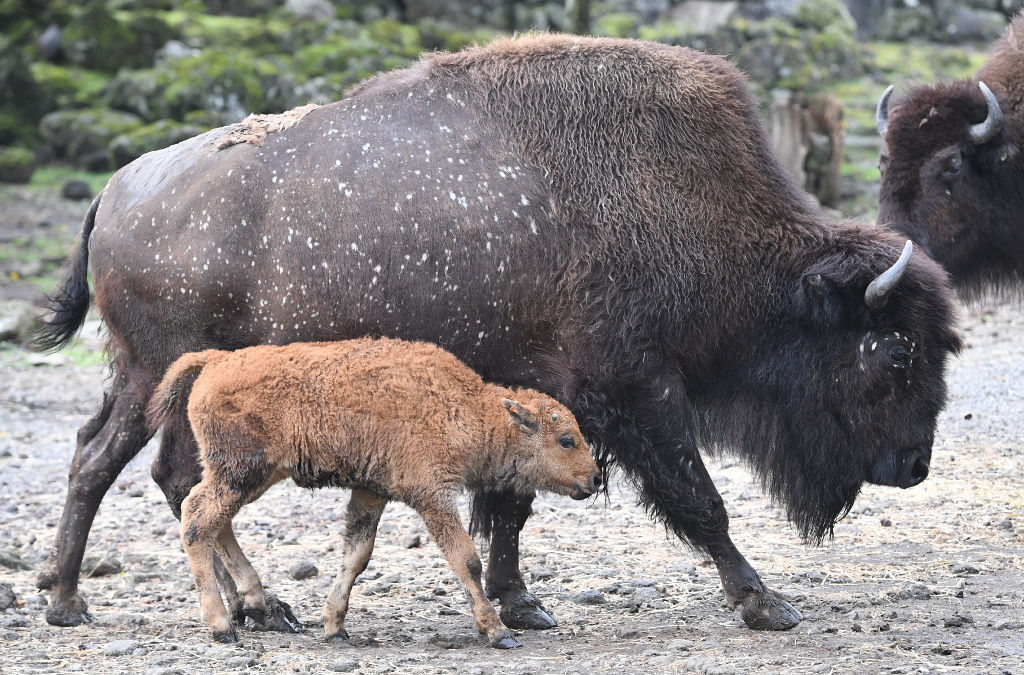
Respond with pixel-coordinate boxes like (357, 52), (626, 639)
(0, 146), (34, 183)
(867, 41), (986, 83)
(30, 63), (108, 109)
(39, 108), (143, 168)
(594, 12), (639, 38)
(28, 166), (114, 195)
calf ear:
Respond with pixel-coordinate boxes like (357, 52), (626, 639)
(502, 398), (540, 434)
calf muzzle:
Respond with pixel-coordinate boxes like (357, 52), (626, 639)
(570, 470), (603, 500)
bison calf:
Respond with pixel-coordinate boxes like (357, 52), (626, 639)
(147, 337), (600, 648)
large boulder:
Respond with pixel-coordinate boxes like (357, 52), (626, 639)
(284, 0), (336, 21)
(62, 6), (175, 72)
(39, 108), (142, 169)
(0, 146), (35, 184)
(938, 7), (1008, 43)
(109, 119), (205, 168)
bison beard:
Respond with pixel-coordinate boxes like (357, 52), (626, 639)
(36, 35), (960, 633)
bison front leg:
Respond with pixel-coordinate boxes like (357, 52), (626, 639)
(419, 494), (522, 649)
(323, 489), (386, 642)
(471, 489), (557, 629)
(592, 375), (802, 631)
(40, 367), (152, 627)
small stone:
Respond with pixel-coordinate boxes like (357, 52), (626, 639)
(95, 612), (148, 627)
(879, 517), (892, 527)
(943, 615), (964, 628)
(61, 180), (92, 201)
(432, 587), (447, 596)
(615, 628), (641, 639)
(995, 518), (1013, 530)
(0, 549), (32, 570)
(0, 616), (28, 628)
(995, 620), (1023, 630)
(573, 590), (606, 605)
(103, 639), (137, 656)
(0, 583), (15, 610)
(128, 487), (145, 498)
(289, 560), (319, 580)
(83, 555), (123, 578)
(401, 534), (422, 549)
(951, 562), (981, 575)
(530, 567), (555, 581)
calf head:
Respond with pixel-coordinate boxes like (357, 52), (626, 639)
(876, 81), (1024, 292)
(502, 396), (600, 500)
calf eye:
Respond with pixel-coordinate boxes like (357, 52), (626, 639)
(558, 436), (576, 449)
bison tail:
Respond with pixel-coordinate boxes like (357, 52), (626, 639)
(147, 350), (221, 433)
(34, 191), (103, 352)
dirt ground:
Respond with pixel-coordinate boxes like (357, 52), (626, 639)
(1, 193), (1022, 674)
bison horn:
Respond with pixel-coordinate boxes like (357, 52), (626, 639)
(865, 240), (913, 312)
(969, 81), (1003, 145)
(875, 85), (894, 137)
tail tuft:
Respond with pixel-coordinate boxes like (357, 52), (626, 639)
(147, 350), (221, 433)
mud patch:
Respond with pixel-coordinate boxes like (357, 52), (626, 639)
(215, 103), (320, 150)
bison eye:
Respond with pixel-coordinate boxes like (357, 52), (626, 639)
(888, 345), (911, 368)
(942, 154), (962, 179)
(558, 436), (576, 449)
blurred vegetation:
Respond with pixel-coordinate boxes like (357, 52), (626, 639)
(0, 0), (997, 220)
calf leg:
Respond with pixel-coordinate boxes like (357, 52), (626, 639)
(181, 477), (247, 643)
(420, 494), (521, 649)
(152, 420), (300, 633)
(214, 525), (266, 625)
(40, 366), (152, 627)
(323, 489), (386, 642)
(471, 489), (556, 629)
(581, 377), (802, 631)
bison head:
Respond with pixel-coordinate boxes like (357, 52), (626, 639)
(708, 232), (961, 543)
(876, 80), (1023, 294)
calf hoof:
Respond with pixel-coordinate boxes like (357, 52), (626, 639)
(45, 594), (94, 627)
(212, 629), (239, 644)
(498, 592), (557, 630)
(246, 595), (303, 633)
(738, 590), (802, 631)
(324, 629), (350, 644)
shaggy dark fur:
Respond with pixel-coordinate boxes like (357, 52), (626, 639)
(37, 35), (960, 632)
(878, 10), (1024, 296)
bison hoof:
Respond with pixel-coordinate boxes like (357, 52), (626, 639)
(246, 595), (303, 633)
(212, 629), (239, 644)
(739, 590), (802, 631)
(498, 592), (557, 630)
(324, 629), (350, 644)
(45, 594), (94, 627)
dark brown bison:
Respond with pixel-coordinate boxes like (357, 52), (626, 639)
(37, 35), (961, 634)
(876, 11), (1024, 294)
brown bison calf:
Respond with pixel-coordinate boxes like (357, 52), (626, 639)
(147, 337), (601, 648)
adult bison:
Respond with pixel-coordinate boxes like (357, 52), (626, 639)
(37, 35), (960, 633)
(876, 11), (1024, 294)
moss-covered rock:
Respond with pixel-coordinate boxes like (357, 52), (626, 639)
(38, 107), (142, 169)
(30, 63), (109, 110)
(793, 0), (856, 34)
(108, 118), (204, 167)
(594, 12), (640, 38)
(0, 146), (35, 183)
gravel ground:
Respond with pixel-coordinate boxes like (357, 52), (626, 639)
(1, 225), (1023, 672)
(1, 300), (1022, 674)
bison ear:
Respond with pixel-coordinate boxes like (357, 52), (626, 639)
(798, 271), (844, 325)
(502, 398), (540, 435)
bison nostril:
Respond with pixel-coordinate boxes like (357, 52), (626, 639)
(590, 473), (603, 490)
(909, 456), (930, 485)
